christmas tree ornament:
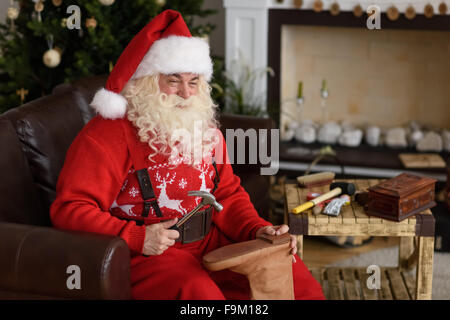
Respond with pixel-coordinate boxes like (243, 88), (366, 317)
(34, 0), (44, 22)
(54, 46), (63, 56)
(52, 0), (62, 6)
(43, 49), (61, 68)
(99, 0), (115, 6)
(424, 3), (434, 18)
(387, 6), (399, 21)
(320, 79), (329, 123)
(353, 4), (363, 17)
(330, 2), (340, 16)
(43, 35), (61, 68)
(7, 6), (19, 31)
(201, 34), (209, 44)
(405, 6), (416, 20)
(297, 81), (304, 104)
(7, 7), (19, 20)
(313, 0), (323, 13)
(61, 18), (67, 28)
(293, 0), (303, 9)
(155, 0), (166, 6)
(16, 88), (29, 104)
(86, 17), (98, 29)
(439, 2), (448, 15)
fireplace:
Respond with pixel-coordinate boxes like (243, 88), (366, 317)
(224, 1), (450, 181)
(268, 9), (450, 129)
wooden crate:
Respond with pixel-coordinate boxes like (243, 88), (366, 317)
(309, 267), (416, 300)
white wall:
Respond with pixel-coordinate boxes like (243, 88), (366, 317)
(0, 0), (10, 24)
(198, 0), (226, 57)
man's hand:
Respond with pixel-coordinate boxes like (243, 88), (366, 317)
(142, 218), (180, 256)
(255, 224), (297, 262)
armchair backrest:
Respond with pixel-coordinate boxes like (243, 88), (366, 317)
(0, 119), (45, 225)
(1, 90), (89, 223)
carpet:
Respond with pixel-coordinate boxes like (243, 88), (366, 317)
(328, 246), (450, 300)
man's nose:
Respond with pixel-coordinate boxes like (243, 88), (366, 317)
(177, 82), (191, 99)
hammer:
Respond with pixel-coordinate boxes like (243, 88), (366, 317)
(171, 190), (223, 230)
(291, 182), (356, 214)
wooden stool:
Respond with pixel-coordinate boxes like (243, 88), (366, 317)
(285, 179), (435, 300)
(203, 233), (294, 300)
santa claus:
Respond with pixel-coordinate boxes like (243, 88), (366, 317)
(50, 9), (324, 300)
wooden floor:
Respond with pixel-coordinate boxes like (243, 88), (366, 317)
(301, 236), (416, 300)
(302, 236), (398, 268)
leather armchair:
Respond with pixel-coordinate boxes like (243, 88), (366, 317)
(0, 75), (274, 299)
(0, 84), (131, 299)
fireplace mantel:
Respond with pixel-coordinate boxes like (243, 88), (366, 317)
(224, 0), (450, 117)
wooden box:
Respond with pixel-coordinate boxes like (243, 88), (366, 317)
(367, 173), (437, 222)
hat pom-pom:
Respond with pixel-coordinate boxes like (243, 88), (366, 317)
(90, 88), (128, 120)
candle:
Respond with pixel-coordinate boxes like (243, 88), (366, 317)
(297, 81), (303, 98)
(321, 79), (327, 92)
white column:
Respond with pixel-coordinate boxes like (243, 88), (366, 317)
(223, 0), (271, 110)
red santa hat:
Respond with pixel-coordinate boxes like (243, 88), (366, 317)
(90, 9), (213, 120)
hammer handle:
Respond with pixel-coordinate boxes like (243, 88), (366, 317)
(311, 187), (342, 205)
(291, 187), (342, 214)
(172, 203), (204, 229)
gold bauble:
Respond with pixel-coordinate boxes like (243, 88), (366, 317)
(387, 6), (399, 21)
(330, 2), (340, 16)
(424, 4), (434, 18)
(7, 7), (19, 20)
(85, 17), (98, 29)
(35, 1), (44, 12)
(99, 0), (115, 6)
(293, 0), (303, 9)
(52, 0), (63, 6)
(405, 6), (416, 20)
(43, 49), (61, 68)
(353, 4), (363, 18)
(313, 0), (323, 13)
(438, 2), (448, 15)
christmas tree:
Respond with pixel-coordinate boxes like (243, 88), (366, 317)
(0, 0), (217, 113)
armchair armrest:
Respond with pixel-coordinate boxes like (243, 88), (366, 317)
(0, 222), (131, 299)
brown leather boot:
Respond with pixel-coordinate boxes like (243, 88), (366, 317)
(203, 233), (294, 300)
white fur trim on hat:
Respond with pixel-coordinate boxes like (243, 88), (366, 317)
(90, 88), (128, 120)
(132, 35), (213, 81)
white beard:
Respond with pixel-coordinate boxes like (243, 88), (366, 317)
(127, 92), (220, 167)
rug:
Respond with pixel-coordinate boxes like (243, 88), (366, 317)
(328, 246), (450, 300)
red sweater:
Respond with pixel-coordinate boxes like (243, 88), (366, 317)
(50, 116), (271, 254)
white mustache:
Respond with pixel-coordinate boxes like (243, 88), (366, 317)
(160, 94), (199, 109)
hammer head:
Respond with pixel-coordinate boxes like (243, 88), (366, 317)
(329, 182), (356, 196)
(188, 190), (223, 212)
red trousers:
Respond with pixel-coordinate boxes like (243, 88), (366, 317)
(130, 225), (325, 300)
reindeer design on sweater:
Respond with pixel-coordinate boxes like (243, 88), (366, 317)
(197, 163), (212, 193)
(110, 199), (136, 216)
(155, 172), (187, 215)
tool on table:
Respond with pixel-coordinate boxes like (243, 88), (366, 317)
(170, 191), (223, 231)
(297, 172), (335, 188)
(323, 194), (351, 216)
(291, 182), (356, 214)
(307, 192), (332, 215)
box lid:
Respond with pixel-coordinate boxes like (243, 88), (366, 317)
(368, 173), (436, 198)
